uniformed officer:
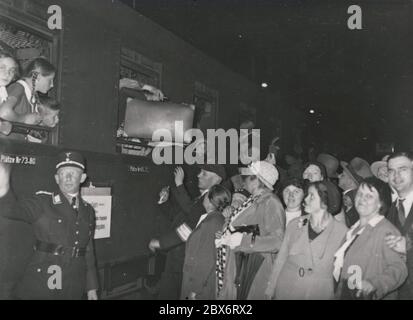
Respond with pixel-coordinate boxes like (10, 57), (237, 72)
(0, 150), (99, 300)
(149, 164), (226, 299)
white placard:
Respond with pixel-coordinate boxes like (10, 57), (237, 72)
(81, 187), (112, 239)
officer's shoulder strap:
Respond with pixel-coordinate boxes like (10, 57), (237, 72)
(35, 191), (53, 196)
(35, 191), (63, 205)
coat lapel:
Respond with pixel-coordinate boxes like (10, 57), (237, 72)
(289, 219), (313, 268)
(308, 215), (335, 260)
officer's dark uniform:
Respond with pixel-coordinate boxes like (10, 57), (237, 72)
(157, 164), (226, 300)
(157, 186), (205, 300)
(1, 152), (98, 299)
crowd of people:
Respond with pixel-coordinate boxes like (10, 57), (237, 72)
(150, 148), (413, 300)
(1, 52), (412, 300)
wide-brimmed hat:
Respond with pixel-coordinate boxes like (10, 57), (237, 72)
(340, 157), (373, 185)
(240, 160), (279, 190)
(370, 161), (388, 178)
(56, 151), (85, 171)
(317, 153), (339, 178)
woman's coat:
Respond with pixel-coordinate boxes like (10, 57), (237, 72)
(181, 211), (224, 300)
(266, 214), (347, 300)
(339, 217), (407, 300)
(219, 190), (285, 300)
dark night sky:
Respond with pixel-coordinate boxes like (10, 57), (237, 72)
(121, 0), (413, 160)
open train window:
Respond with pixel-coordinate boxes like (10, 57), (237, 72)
(116, 47), (163, 156)
(0, 8), (61, 145)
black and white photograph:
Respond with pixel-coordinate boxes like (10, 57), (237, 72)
(0, 0), (413, 307)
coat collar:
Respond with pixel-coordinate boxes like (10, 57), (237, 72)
(52, 189), (89, 221)
(292, 213), (337, 265)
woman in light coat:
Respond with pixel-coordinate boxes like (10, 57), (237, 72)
(266, 181), (347, 300)
(334, 177), (407, 299)
(217, 161), (285, 300)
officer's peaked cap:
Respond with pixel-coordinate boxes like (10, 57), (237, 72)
(56, 151), (85, 171)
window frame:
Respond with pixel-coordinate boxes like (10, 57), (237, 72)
(0, 5), (62, 145)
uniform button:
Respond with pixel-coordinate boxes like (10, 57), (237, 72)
(76, 222), (79, 225)
(58, 219), (62, 223)
(75, 241), (79, 245)
(76, 231), (79, 235)
(37, 268), (41, 273)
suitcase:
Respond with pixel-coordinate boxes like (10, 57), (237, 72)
(121, 89), (195, 143)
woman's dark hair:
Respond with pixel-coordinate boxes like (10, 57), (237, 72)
(21, 57), (56, 106)
(358, 177), (392, 216)
(208, 184), (232, 212)
(307, 181), (330, 211)
(281, 178), (306, 209)
(282, 177), (306, 193)
(302, 161), (328, 181)
(22, 57), (56, 78)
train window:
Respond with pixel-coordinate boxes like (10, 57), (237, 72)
(0, 10), (60, 145)
(117, 47), (163, 156)
(193, 81), (219, 135)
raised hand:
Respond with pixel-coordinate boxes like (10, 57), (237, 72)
(174, 166), (185, 187)
(148, 239), (161, 253)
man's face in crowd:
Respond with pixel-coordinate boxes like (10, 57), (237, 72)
(55, 166), (86, 195)
(388, 156), (413, 196)
(338, 170), (357, 191)
(198, 169), (220, 190)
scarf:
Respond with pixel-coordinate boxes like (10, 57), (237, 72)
(333, 215), (384, 282)
(215, 193), (260, 296)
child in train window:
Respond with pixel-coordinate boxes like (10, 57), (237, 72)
(0, 50), (19, 103)
(0, 50), (19, 135)
(0, 57), (56, 125)
(26, 95), (60, 143)
(37, 94), (60, 128)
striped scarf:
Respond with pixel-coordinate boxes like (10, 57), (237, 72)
(216, 193), (260, 296)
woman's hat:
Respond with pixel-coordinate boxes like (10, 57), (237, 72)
(240, 160), (279, 190)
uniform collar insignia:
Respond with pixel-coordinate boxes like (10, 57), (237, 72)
(53, 194), (62, 205)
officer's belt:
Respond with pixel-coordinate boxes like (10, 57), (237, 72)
(35, 240), (86, 258)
